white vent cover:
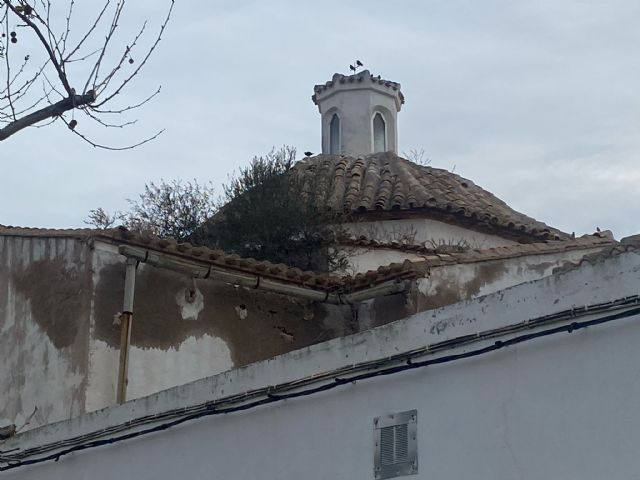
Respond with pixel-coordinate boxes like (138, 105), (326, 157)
(374, 410), (417, 479)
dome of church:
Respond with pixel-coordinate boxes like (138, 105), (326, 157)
(293, 152), (568, 242)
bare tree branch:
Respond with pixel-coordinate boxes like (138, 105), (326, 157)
(4, 0), (73, 95)
(63, 1), (109, 63)
(0, 0), (173, 145)
(94, 1), (173, 107)
(63, 113), (164, 151)
(0, 90), (94, 140)
(92, 86), (160, 114)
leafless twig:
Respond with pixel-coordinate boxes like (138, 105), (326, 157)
(0, 0), (173, 145)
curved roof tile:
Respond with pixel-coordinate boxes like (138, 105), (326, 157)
(293, 152), (569, 241)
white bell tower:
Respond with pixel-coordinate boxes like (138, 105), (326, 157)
(312, 70), (404, 156)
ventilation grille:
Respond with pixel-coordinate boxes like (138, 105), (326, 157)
(380, 424), (408, 466)
(374, 410), (417, 479)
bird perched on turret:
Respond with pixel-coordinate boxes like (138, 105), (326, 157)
(350, 60), (364, 74)
(304, 151), (313, 157)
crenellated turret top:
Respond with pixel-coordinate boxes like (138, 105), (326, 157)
(312, 70), (404, 112)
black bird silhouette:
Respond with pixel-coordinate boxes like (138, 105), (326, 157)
(349, 64), (356, 72)
(304, 151), (313, 157)
(356, 60), (363, 67)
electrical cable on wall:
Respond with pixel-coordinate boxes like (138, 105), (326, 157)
(1, 297), (639, 472)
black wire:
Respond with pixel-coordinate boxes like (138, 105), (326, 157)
(2, 305), (639, 472)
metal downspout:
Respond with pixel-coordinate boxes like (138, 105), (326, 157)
(117, 258), (137, 404)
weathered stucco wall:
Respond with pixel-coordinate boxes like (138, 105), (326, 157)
(413, 248), (601, 311)
(0, 232), (612, 432)
(86, 243), (348, 410)
(345, 246), (603, 323)
(0, 236), (92, 431)
(5, 249), (639, 480)
(0, 237), (356, 421)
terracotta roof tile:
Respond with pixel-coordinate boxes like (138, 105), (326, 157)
(551, 234), (640, 275)
(0, 225), (103, 238)
(0, 225), (416, 293)
(0, 225), (617, 294)
(339, 233), (616, 268)
(294, 153), (571, 241)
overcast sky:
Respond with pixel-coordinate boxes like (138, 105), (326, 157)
(2, 0), (639, 239)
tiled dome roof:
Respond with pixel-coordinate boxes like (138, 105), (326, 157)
(293, 152), (569, 241)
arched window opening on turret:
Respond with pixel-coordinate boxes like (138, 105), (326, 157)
(329, 114), (340, 154)
(373, 112), (387, 153)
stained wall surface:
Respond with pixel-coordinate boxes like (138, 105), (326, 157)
(0, 237), (351, 427)
(85, 242), (347, 411)
(4, 249), (639, 480)
(0, 232), (613, 432)
(0, 236), (91, 430)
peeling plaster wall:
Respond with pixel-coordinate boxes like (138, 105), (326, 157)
(1, 238), (350, 425)
(413, 248), (601, 312)
(6, 251), (640, 480)
(340, 246), (603, 315)
(346, 218), (517, 250)
(0, 236), (91, 431)
(86, 242), (343, 411)
(0, 233), (609, 431)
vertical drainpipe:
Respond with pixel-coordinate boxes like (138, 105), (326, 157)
(117, 258), (137, 404)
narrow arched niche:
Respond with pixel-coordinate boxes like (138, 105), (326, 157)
(373, 112), (387, 153)
(329, 113), (341, 154)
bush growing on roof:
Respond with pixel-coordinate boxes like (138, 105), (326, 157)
(195, 146), (349, 272)
(86, 146), (349, 272)
(86, 179), (216, 241)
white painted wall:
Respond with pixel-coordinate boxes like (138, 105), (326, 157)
(85, 336), (233, 411)
(339, 247), (426, 274)
(315, 72), (402, 155)
(346, 218), (517, 250)
(4, 250), (640, 480)
(341, 218), (518, 273)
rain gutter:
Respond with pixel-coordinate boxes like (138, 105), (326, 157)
(117, 245), (409, 304)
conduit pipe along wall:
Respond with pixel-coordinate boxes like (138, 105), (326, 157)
(117, 258), (137, 404)
(117, 245), (408, 304)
